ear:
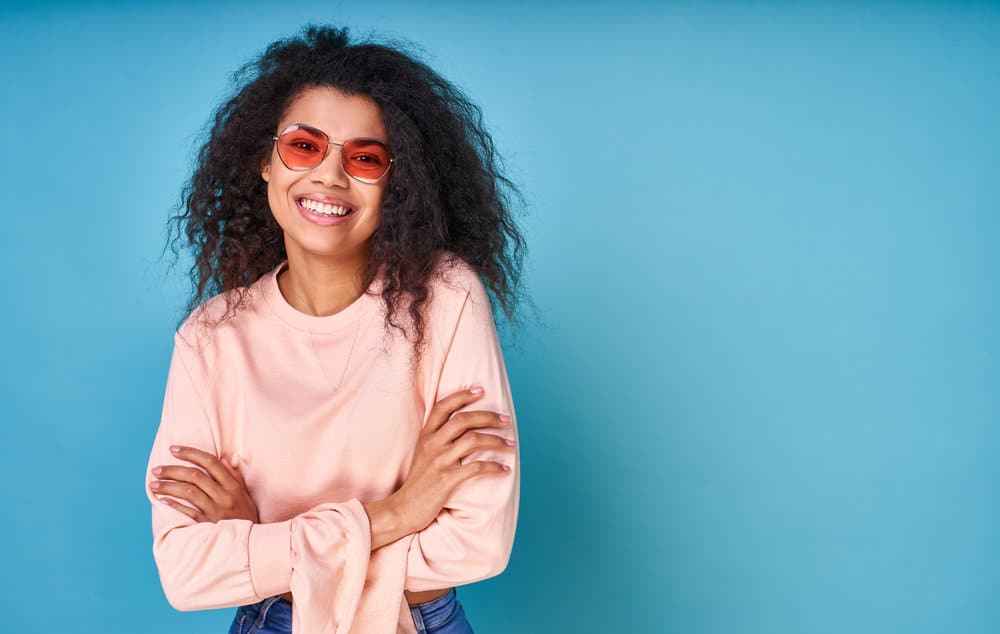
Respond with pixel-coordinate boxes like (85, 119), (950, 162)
(261, 157), (270, 183)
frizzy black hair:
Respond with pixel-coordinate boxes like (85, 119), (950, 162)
(164, 24), (530, 360)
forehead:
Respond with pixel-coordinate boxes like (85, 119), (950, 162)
(279, 86), (387, 140)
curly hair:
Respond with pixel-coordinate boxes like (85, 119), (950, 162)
(164, 23), (529, 360)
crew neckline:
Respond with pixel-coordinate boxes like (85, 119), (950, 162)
(261, 259), (379, 334)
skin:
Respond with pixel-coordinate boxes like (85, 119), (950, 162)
(261, 85), (389, 318)
(151, 86), (515, 609)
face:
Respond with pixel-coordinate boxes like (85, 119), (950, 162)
(261, 86), (391, 265)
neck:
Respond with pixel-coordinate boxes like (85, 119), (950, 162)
(277, 246), (371, 317)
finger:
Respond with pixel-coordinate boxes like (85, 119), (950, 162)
(221, 460), (243, 483)
(154, 465), (229, 503)
(169, 446), (239, 495)
(158, 496), (206, 522)
(440, 410), (511, 443)
(451, 459), (511, 485)
(424, 386), (486, 434)
(446, 431), (516, 462)
(151, 479), (214, 515)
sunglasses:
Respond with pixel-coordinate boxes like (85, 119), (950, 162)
(271, 123), (395, 184)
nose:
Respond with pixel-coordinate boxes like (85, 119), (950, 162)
(310, 144), (351, 188)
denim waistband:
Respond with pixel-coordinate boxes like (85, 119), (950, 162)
(238, 588), (459, 633)
(238, 594), (292, 632)
(409, 587), (459, 631)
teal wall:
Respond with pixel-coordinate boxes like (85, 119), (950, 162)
(1, 2), (997, 632)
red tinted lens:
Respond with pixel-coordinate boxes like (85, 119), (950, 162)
(276, 125), (327, 169)
(342, 138), (391, 181)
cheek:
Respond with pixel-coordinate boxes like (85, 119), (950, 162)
(264, 178), (292, 227)
(265, 170), (294, 210)
(368, 186), (389, 213)
(265, 181), (278, 213)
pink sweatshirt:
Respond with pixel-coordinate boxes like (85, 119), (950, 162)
(144, 254), (520, 633)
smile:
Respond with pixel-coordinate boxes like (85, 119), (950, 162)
(298, 197), (353, 216)
(295, 197), (357, 226)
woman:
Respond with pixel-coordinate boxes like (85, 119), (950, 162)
(143, 24), (526, 634)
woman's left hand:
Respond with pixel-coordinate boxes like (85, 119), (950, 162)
(150, 445), (259, 524)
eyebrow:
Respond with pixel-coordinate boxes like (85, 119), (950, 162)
(281, 122), (389, 144)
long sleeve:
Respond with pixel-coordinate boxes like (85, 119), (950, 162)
(145, 330), (372, 633)
(404, 267), (521, 590)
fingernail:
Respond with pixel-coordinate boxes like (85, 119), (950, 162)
(505, 439), (517, 446)
(499, 414), (511, 423)
(502, 464), (511, 472)
(169, 446), (180, 454)
(150, 481), (161, 489)
(470, 386), (483, 395)
(151, 467), (162, 475)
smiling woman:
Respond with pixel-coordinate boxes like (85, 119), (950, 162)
(261, 87), (389, 279)
(145, 23), (528, 634)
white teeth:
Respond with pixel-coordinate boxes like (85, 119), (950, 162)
(299, 198), (352, 216)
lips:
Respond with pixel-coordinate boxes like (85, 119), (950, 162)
(295, 193), (356, 212)
(294, 196), (356, 226)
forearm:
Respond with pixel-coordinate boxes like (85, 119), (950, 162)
(368, 496), (453, 605)
(363, 495), (414, 551)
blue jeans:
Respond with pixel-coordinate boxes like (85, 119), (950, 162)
(228, 588), (474, 633)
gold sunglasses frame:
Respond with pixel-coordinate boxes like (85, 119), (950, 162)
(271, 123), (395, 184)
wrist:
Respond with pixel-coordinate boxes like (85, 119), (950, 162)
(363, 495), (411, 551)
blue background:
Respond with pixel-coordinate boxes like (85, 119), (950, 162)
(1, 2), (998, 632)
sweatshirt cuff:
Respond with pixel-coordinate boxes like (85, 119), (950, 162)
(248, 519), (293, 599)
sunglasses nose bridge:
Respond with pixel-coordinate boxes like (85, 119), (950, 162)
(309, 141), (351, 184)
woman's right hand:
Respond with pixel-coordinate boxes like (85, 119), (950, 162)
(392, 385), (515, 534)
